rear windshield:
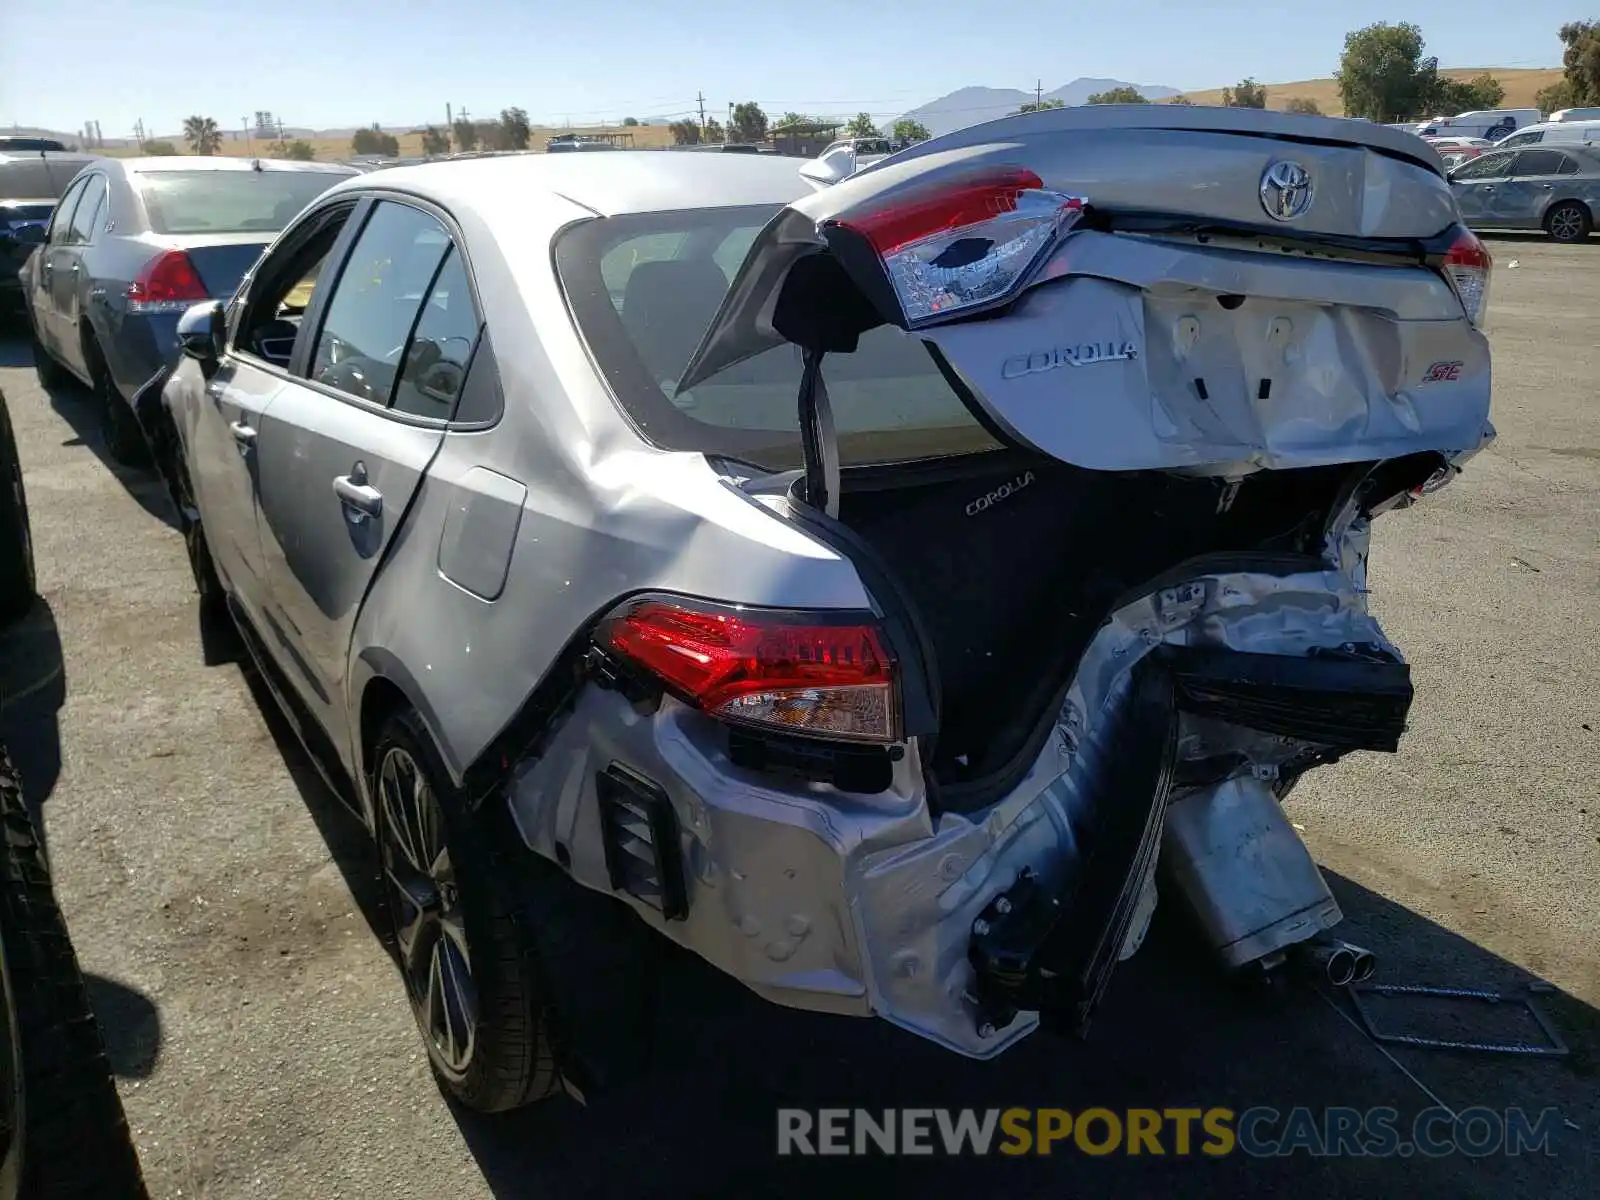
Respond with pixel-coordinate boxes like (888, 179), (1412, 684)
(556, 205), (999, 471)
(136, 169), (347, 235)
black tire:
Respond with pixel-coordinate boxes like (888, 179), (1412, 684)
(0, 747), (149, 1199)
(1544, 200), (1592, 244)
(29, 334), (68, 393)
(94, 372), (147, 468)
(0, 396), (35, 626)
(371, 710), (562, 1113)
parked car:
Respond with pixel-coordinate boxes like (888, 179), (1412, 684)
(1547, 107), (1600, 123)
(145, 106), (1491, 1111)
(15, 156), (357, 462)
(1492, 119), (1600, 148)
(1448, 145), (1600, 242)
(1, 382), (149, 1197)
(1414, 107), (1542, 141)
(0, 200), (55, 315)
(0, 150), (98, 204)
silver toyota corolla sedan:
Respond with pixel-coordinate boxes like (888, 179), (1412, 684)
(144, 106), (1493, 1113)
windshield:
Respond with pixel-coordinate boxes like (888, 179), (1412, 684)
(136, 169), (348, 235)
(556, 205), (999, 471)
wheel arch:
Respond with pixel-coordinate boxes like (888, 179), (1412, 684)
(352, 650), (463, 829)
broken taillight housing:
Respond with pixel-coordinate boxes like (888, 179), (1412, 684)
(599, 596), (900, 743)
(831, 167), (1086, 328)
(1440, 225), (1492, 327)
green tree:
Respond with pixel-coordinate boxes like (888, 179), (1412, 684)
(1085, 88), (1147, 105)
(1553, 20), (1600, 106)
(778, 111), (807, 129)
(141, 138), (179, 155)
(1536, 78), (1579, 113)
(351, 124), (399, 156)
(846, 112), (879, 138)
(1167, 96), (1194, 105)
(420, 125), (450, 155)
(1284, 97), (1322, 115)
(622, 116), (640, 127)
(1018, 98), (1066, 113)
(499, 107), (531, 150)
(1335, 22), (1440, 122)
(1430, 72), (1505, 113)
(730, 102), (769, 143)
(892, 118), (931, 142)
(451, 118), (479, 152)
(669, 119), (701, 146)
(267, 139), (316, 160)
(1223, 78), (1268, 108)
(182, 115), (222, 155)
(705, 117), (725, 143)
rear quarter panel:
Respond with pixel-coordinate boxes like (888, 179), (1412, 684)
(345, 196), (871, 818)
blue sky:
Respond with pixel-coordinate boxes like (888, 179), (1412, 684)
(0, 0), (1582, 137)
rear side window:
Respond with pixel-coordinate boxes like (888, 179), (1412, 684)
(558, 206), (999, 471)
(390, 247), (482, 419)
(65, 174), (106, 244)
(1511, 149), (1568, 176)
(136, 169), (348, 235)
(1450, 152), (1513, 179)
(309, 201), (453, 407)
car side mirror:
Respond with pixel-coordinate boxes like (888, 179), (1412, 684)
(8, 224), (46, 248)
(177, 300), (226, 371)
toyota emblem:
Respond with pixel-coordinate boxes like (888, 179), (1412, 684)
(1259, 160), (1314, 221)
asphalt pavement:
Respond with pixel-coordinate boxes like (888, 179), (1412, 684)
(0, 235), (1595, 1198)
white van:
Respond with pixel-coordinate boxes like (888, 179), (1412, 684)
(1492, 119), (1600, 148)
(1415, 108), (1542, 140)
(1549, 107), (1600, 123)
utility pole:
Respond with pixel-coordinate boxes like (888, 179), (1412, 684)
(134, 118), (146, 148)
(1036, 79), (1043, 109)
(242, 117), (253, 152)
(697, 90), (707, 137)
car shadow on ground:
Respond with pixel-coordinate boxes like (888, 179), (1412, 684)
(84, 972), (164, 1080)
(0, 332), (179, 532)
(240, 648), (1600, 1200)
(0, 595), (165, 1083)
(0, 595), (66, 861)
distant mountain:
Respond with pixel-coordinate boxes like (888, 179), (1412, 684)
(901, 78), (1181, 137)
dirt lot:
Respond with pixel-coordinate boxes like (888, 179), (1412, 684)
(1, 235), (1596, 1199)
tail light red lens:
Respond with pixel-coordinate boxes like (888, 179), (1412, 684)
(128, 250), (209, 314)
(1440, 225), (1491, 327)
(599, 597), (900, 743)
(831, 166), (1085, 327)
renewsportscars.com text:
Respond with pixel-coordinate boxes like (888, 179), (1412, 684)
(776, 1106), (1563, 1158)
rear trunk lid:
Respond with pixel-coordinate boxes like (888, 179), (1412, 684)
(681, 105), (1493, 483)
(156, 233), (275, 301)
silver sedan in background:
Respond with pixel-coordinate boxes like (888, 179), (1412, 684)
(1447, 144), (1600, 242)
(15, 156), (356, 460)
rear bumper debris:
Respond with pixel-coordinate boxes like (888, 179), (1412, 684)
(506, 521), (1416, 1059)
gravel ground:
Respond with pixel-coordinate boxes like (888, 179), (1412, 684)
(0, 235), (1596, 1198)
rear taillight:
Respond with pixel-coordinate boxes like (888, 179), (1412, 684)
(128, 250), (209, 314)
(831, 167), (1085, 328)
(599, 597), (900, 743)
(1440, 225), (1491, 327)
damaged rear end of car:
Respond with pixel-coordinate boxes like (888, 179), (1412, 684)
(507, 105), (1494, 1060)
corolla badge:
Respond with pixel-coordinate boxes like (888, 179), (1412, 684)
(1001, 341), (1139, 379)
(1259, 160), (1314, 221)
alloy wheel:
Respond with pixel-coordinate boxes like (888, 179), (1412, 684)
(378, 747), (478, 1077)
(1549, 206), (1585, 242)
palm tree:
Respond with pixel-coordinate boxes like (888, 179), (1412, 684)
(182, 115), (222, 156)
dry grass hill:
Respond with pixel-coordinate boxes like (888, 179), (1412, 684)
(1176, 67), (1563, 115)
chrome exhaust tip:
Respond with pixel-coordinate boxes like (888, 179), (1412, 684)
(1289, 936), (1375, 988)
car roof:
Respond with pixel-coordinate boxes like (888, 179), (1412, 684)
(104, 156), (359, 178)
(320, 149), (812, 217)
